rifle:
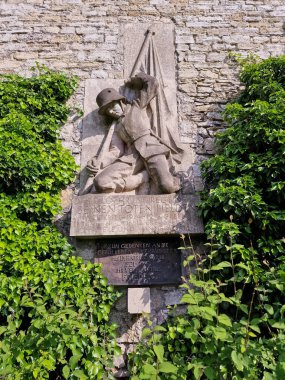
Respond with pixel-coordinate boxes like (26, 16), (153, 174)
(79, 120), (116, 195)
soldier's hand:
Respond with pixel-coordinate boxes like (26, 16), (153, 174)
(125, 75), (144, 90)
(86, 158), (99, 175)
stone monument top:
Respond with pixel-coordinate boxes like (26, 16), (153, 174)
(70, 23), (203, 238)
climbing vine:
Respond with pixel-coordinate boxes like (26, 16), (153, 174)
(0, 65), (120, 379)
(129, 56), (285, 379)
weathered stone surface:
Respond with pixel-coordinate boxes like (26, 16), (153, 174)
(70, 193), (204, 237)
(128, 288), (151, 314)
(113, 349), (126, 369)
(82, 77), (185, 193)
(80, 24), (192, 195)
(113, 368), (130, 378)
(164, 289), (184, 305)
(80, 78), (122, 188)
(60, 188), (73, 213)
(94, 237), (182, 286)
(83, 72), (181, 196)
(123, 23), (175, 81)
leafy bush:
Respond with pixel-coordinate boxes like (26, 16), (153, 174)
(129, 56), (285, 379)
(0, 66), (120, 379)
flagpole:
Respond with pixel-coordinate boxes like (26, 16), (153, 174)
(130, 28), (155, 77)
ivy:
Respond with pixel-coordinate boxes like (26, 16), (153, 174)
(0, 65), (120, 379)
(129, 56), (285, 379)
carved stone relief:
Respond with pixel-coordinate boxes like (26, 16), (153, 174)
(80, 71), (181, 195)
(79, 24), (194, 196)
(70, 23), (203, 238)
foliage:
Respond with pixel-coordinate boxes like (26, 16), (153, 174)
(0, 65), (120, 379)
(129, 56), (285, 379)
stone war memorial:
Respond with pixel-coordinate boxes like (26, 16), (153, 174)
(70, 24), (204, 365)
(70, 24), (203, 291)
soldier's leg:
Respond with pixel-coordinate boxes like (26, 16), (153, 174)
(94, 162), (132, 193)
(124, 170), (149, 191)
(146, 155), (180, 194)
(94, 161), (148, 193)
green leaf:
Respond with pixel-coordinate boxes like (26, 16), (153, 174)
(141, 328), (152, 338)
(153, 345), (164, 363)
(231, 350), (244, 371)
(142, 364), (157, 375)
(62, 365), (70, 379)
(69, 354), (82, 370)
(42, 358), (54, 370)
(200, 306), (217, 319)
(249, 324), (260, 333)
(271, 321), (285, 329)
(180, 293), (198, 305)
(264, 304), (274, 315)
(213, 326), (228, 341)
(204, 366), (215, 380)
(276, 362), (285, 379)
(211, 261), (232, 271)
(159, 362), (178, 374)
(217, 314), (232, 327)
(239, 304), (248, 314)
(263, 371), (275, 380)
(33, 368), (40, 378)
(153, 325), (167, 332)
(194, 365), (203, 379)
(73, 369), (88, 379)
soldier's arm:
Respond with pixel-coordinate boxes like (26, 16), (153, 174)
(100, 130), (125, 168)
(125, 72), (159, 109)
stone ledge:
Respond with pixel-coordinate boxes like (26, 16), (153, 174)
(70, 193), (204, 237)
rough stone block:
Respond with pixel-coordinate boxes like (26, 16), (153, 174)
(60, 188), (73, 213)
(90, 69), (108, 78)
(206, 52), (226, 62)
(164, 289), (184, 305)
(179, 67), (199, 78)
(60, 26), (75, 34)
(186, 53), (206, 62)
(14, 52), (38, 60)
(83, 34), (104, 43)
(175, 35), (195, 44)
(128, 288), (151, 314)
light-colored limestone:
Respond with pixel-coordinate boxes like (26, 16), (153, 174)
(70, 194), (204, 237)
(128, 288), (151, 314)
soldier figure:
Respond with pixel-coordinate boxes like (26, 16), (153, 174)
(86, 72), (180, 194)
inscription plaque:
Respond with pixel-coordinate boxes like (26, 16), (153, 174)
(94, 237), (182, 286)
(70, 194), (204, 237)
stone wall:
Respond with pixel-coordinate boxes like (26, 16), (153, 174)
(1, 0), (285, 376)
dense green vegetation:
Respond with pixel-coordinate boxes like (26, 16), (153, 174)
(0, 66), (120, 379)
(129, 56), (285, 379)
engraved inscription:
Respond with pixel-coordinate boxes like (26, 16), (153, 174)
(70, 194), (204, 237)
(94, 237), (182, 286)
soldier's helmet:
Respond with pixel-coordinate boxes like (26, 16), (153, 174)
(96, 88), (126, 115)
